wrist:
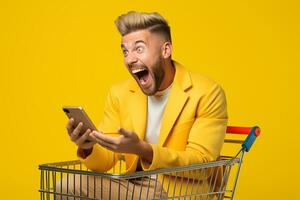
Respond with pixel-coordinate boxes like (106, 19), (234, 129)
(77, 147), (93, 159)
(138, 140), (153, 163)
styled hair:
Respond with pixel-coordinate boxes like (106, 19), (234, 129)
(115, 11), (172, 43)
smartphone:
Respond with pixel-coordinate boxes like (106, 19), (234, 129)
(62, 106), (98, 134)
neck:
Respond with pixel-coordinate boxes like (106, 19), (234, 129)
(158, 59), (175, 91)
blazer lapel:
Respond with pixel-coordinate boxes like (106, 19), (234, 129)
(158, 61), (192, 146)
(158, 84), (189, 146)
(128, 82), (147, 139)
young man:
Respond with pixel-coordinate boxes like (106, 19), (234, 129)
(60, 11), (228, 199)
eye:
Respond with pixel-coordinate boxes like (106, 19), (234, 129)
(122, 50), (128, 57)
(136, 46), (144, 54)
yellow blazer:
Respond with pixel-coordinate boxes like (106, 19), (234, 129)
(80, 60), (227, 179)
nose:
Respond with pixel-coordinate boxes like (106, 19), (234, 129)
(125, 52), (138, 66)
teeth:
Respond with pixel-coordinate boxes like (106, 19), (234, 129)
(132, 68), (146, 74)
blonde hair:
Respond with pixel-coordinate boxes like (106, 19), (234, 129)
(115, 11), (171, 43)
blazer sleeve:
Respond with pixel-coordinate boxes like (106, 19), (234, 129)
(141, 83), (228, 170)
(78, 86), (121, 172)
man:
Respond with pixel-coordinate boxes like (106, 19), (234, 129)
(59, 11), (228, 199)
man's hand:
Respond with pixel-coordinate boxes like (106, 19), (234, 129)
(66, 118), (96, 150)
(90, 128), (153, 163)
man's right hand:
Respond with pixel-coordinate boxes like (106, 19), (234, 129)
(66, 118), (96, 157)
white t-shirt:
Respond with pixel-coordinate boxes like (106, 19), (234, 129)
(145, 85), (172, 144)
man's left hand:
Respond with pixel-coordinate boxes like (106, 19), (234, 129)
(90, 128), (153, 163)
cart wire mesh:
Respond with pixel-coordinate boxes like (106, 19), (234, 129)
(39, 126), (260, 200)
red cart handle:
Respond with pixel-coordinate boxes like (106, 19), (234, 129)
(226, 126), (261, 137)
(227, 126), (261, 152)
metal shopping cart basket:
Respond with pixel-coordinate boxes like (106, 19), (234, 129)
(39, 126), (260, 200)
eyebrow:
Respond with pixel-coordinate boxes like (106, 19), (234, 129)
(121, 40), (146, 49)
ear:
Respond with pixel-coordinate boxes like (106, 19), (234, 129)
(161, 42), (172, 59)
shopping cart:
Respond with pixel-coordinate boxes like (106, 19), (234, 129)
(39, 126), (260, 200)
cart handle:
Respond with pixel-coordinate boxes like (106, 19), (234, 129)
(226, 126), (261, 152)
(226, 126), (260, 136)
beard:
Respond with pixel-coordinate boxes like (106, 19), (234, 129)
(128, 55), (165, 96)
(149, 56), (165, 95)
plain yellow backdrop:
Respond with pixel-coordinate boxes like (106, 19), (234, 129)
(0, 0), (299, 199)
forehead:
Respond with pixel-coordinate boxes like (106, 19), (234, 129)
(121, 29), (162, 48)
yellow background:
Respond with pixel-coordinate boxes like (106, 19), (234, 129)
(0, 0), (299, 199)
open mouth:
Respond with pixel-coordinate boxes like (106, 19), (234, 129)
(131, 68), (150, 86)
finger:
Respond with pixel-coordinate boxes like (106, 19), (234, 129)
(76, 129), (91, 146)
(91, 131), (119, 145)
(95, 138), (117, 151)
(118, 128), (131, 137)
(70, 122), (83, 141)
(66, 118), (75, 135)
